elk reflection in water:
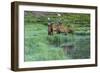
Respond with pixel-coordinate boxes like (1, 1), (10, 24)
(61, 44), (75, 55)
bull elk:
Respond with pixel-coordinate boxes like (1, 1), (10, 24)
(48, 23), (74, 35)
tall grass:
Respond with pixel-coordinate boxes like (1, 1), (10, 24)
(24, 23), (90, 61)
(24, 11), (90, 61)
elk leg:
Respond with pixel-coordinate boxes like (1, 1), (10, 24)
(57, 30), (60, 34)
(48, 25), (52, 35)
(57, 25), (60, 34)
(64, 33), (67, 35)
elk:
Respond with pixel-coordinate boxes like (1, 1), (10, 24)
(47, 14), (73, 35)
(48, 23), (73, 35)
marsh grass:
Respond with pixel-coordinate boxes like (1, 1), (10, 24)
(24, 23), (90, 61)
(24, 11), (90, 61)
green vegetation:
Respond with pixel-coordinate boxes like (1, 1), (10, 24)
(24, 11), (90, 61)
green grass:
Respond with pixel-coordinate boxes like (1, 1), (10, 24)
(24, 11), (90, 61)
(24, 23), (69, 61)
(24, 22), (90, 61)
